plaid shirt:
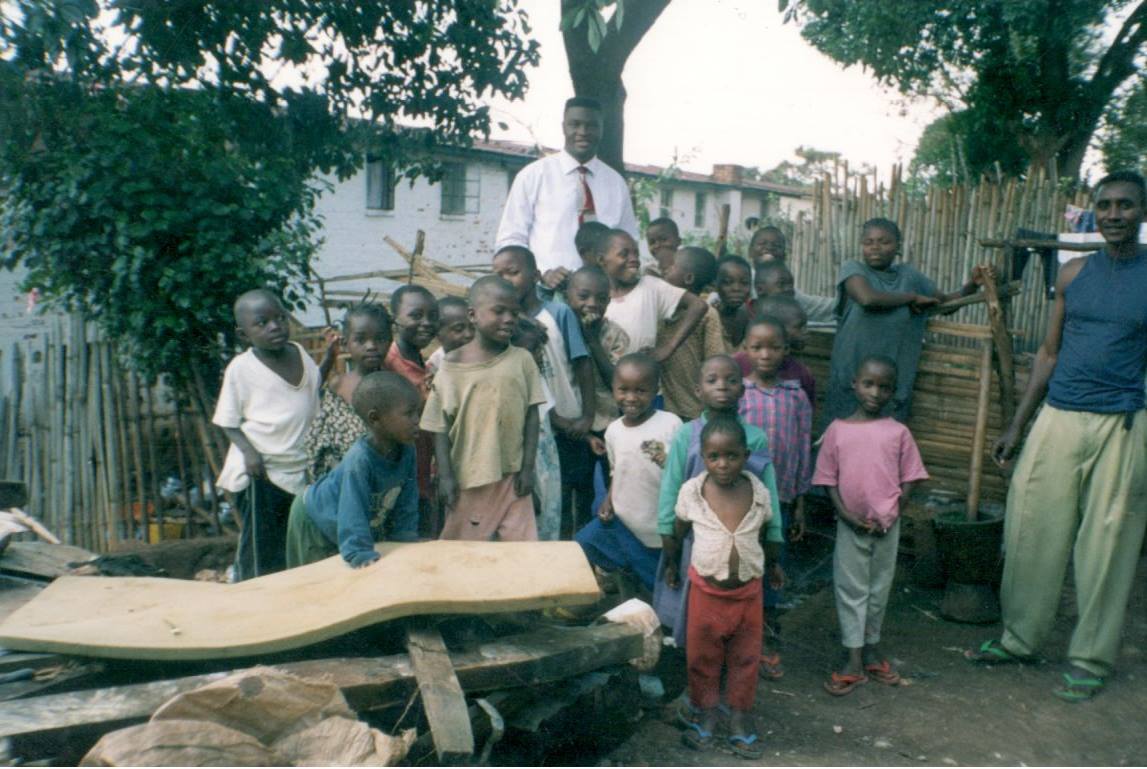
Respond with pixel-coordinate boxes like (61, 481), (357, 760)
(737, 379), (812, 503)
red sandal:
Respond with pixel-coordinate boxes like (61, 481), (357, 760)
(823, 671), (868, 696)
(759, 652), (785, 680)
(864, 660), (901, 685)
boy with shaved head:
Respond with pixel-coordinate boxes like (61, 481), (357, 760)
(421, 275), (547, 541)
(214, 288), (321, 580)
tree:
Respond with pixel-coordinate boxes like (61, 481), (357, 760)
(560, 0), (672, 171)
(0, 0), (538, 392)
(784, 0), (1147, 180)
(756, 146), (874, 187)
(1097, 79), (1147, 173)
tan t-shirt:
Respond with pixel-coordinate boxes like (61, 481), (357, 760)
(658, 304), (728, 419)
(420, 346), (546, 490)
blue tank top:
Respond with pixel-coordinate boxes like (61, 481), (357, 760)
(1047, 249), (1147, 413)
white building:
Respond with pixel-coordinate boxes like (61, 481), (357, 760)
(302, 138), (811, 324)
(0, 139), (812, 335)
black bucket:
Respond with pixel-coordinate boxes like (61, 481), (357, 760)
(933, 508), (1004, 585)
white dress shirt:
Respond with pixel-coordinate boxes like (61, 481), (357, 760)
(496, 150), (639, 273)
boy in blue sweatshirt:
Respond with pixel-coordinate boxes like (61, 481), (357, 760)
(285, 371), (422, 568)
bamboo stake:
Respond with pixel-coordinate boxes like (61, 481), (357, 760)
(172, 396), (194, 541)
(966, 338), (994, 521)
(126, 370), (149, 541)
(144, 378), (162, 542)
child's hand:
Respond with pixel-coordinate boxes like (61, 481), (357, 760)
(662, 552), (680, 589)
(596, 492), (614, 523)
(437, 473), (459, 511)
(514, 469), (535, 499)
(910, 294), (940, 313)
(971, 264), (998, 287)
(768, 562), (785, 590)
(541, 268), (570, 292)
(586, 434), (606, 456)
(242, 449), (267, 480)
(789, 507), (806, 542)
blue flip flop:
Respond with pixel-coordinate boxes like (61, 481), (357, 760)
(728, 733), (763, 759)
(682, 721), (714, 751)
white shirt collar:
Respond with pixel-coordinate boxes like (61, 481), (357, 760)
(558, 149), (601, 174)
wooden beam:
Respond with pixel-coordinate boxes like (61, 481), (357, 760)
(966, 338), (994, 521)
(1, 542), (95, 580)
(980, 274), (1017, 427)
(0, 622), (642, 741)
(928, 280), (1021, 315)
(978, 238), (1100, 252)
(405, 623), (474, 763)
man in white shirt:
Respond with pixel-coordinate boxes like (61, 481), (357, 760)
(496, 97), (639, 284)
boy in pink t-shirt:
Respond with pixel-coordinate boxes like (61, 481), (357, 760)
(812, 355), (928, 696)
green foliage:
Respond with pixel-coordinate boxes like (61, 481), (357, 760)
(561, 0), (627, 53)
(786, 0), (1147, 179)
(0, 0), (538, 386)
(1098, 80), (1147, 174)
(1, 82), (322, 384)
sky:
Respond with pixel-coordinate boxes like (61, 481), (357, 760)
(485, 0), (945, 179)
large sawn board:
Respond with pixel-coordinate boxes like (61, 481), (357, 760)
(0, 541), (599, 660)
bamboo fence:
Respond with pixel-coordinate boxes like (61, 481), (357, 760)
(787, 165), (1091, 351)
(801, 326), (1028, 505)
(0, 316), (221, 553)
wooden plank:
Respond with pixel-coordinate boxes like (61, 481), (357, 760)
(0, 622), (643, 740)
(0, 542), (95, 580)
(978, 238), (1099, 252)
(405, 623), (474, 762)
(0, 541), (599, 660)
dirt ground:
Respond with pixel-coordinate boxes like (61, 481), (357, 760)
(603, 526), (1147, 767)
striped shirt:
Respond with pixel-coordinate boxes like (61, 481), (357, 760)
(737, 379), (812, 503)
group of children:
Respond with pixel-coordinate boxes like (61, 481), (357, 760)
(214, 214), (984, 758)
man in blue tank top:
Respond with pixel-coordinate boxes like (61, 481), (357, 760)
(965, 171), (1147, 703)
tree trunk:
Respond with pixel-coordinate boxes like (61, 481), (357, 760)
(560, 0), (672, 173)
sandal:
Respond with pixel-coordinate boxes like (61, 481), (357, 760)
(675, 699), (703, 730)
(1054, 671), (1105, 703)
(681, 721), (714, 751)
(964, 639), (1036, 665)
(823, 671), (868, 696)
(727, 733), (764, 760)
(759, 651), (785, 680)
(864, 660), (901, 685)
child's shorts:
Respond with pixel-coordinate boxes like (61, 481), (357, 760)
(284, 494), (338, 568)
(575, 517), (660, 592)
(440, 473), (538, 542)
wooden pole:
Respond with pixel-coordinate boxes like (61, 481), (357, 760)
(126, 370), (149, 541)
(980, 273), (1017, 428)
(714, 203), (731, 257)
(966, 338), (994, 521)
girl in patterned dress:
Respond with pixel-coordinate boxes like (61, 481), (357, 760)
(303, 304), (393, 482)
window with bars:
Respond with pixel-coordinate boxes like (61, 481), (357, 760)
(694, 191), (707, 228)
(365, 157), (395, 211)
(440, 162), (480, 215)
(659, 188), (673, 218)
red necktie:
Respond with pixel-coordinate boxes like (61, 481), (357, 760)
(577, 166), (596, 225)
